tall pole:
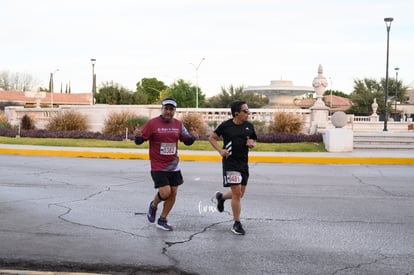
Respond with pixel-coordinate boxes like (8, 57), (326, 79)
(383, 17), (393, 132)
(50, 69), (59, 108)
(190, 58), (205, 108)
(329, 77), (333, 115)
(91, 58), (96, 105)
(394, 67), (399, 114)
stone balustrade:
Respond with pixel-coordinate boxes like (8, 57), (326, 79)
(4, 105), (414, 134)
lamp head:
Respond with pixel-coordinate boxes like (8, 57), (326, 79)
(384, 17), (393, 27)
(395, 67), (400, 72)
(91, 58), (96, 65)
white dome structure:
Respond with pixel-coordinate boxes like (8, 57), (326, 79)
(244, 80), (314, 108)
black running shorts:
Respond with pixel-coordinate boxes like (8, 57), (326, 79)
(151, 171), (183, 189)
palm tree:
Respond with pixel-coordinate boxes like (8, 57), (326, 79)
(205, 85), (268, 108)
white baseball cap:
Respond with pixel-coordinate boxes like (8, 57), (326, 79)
(162, 98), (177, 107)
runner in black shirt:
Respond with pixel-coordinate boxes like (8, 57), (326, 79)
(208, 100), (257, 235)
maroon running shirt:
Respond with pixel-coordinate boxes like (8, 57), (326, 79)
(141, 116), (193, 171)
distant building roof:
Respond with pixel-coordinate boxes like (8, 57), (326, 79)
(0, 90), (91, 106)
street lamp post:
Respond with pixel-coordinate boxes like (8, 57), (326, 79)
(329, 77), (333, 115)
(383, 17), (393, 132)
(190, 58), (205, 108)
(394, 67), (399, 115)
(91, 58), (96, 105)
(49, 69), (59, 108)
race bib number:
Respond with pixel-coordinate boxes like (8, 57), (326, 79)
(225, 171), (242, 184)
(160, 143), (176, 155)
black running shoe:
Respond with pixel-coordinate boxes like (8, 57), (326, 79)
(232, 221), (245, 235)
(215, 191), (224, 212)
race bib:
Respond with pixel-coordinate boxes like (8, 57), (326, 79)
(225, 171), (242, 184)
(160, 142), (176, 155)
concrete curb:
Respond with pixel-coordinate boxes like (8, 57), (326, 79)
(0, 270), (110, 275)
(1, 147), (414, 165)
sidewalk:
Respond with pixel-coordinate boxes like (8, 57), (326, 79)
(1, 144), (414, 164)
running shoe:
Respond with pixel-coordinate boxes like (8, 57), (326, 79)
(215, 191), (225, 212)
(147, 201), (156, 223)
(156, 218), (173, 231)
(231, 221), (245, 235)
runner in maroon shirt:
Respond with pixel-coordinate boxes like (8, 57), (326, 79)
(134, 98), (199, 231)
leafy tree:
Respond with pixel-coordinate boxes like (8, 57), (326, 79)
(132, 90), (148, 104)
(205, 85), (268, 108)
(241, 90), (269, 108)
(161, 79), (205, 108)
(348, 78), (383, 116)
(378, 77), (408, 105)
(21, 114), (35, 130)
(95, 81), (134, 104)
(0, 70), (38, 91)
(205, 85), (244, 107)
(323, 89), (350, 98)
(135, 78), (167, 104)
(348, 78), (408, 116)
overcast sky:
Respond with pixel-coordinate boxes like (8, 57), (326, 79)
(2, 0), (413, 97)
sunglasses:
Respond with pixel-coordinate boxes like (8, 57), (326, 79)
(163, 106), (176, 111)
(240, 109), (250, 113)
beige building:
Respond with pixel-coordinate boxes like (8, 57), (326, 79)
(405, 88), (414, 104)
(0, 90), (91, 108)
(396, 87), (414, 116)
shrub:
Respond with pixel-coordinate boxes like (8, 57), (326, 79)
(0, 126), (323, 143)
(257, 132), (323, 143)
(0, 121), (11, 129)
(0, 128), (16, 136)
(269, 112), (303, 134)
(251, 120), (268, 135)
(20, 129), (123, 140)
(181, 112), (209, 136)
(21, 114), (36, 130)
(126, 116), (149, 132)
(207, 121), (218, 130)
(0, 111), (11, 129)
(103, 111), (137, 135)
(0, 128), (124, 140)
(46, 110), (88, 131)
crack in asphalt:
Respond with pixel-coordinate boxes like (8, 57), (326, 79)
(332, 255), (413, 275)
(158, 219), (230, 275)
(15, 169), (412, 275)
(49, 186), (148, 239)
(331, 254), (391, 275)
(3, 178), (199, 274)
(46, 178), (197, 272)
(164, 220), (231, 247)
(353, 172), (413, 198)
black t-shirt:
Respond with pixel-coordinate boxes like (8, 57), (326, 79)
(214, 119), (257, 172)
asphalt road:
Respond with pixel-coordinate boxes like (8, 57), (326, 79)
(0, 154), (413, 274)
